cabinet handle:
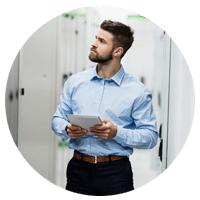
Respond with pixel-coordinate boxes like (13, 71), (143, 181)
(21, 88), (25, 95)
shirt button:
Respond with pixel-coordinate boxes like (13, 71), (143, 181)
(97, 101), (100, 104)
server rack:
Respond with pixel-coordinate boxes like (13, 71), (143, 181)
(5, 53), (19, 146)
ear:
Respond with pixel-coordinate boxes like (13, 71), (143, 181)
(113, 47), (124, 57)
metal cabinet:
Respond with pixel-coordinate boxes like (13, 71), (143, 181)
(18, 17), (57, 183)
(159, 36), (195, 170)
(159, 33), (172, 172)
(167, 40), (195, 167)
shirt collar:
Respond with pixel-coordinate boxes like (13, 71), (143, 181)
(90, 65), (125, 86)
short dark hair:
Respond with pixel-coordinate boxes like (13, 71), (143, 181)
(100, 20), (134, 58)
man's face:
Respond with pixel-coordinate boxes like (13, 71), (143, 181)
(89, 29), (115, 63)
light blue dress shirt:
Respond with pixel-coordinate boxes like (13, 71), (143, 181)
(52, 65), (158, 156)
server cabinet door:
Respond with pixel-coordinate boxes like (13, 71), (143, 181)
(160, 33), (171, 172)
(18, 18), (57, 183)
(167, 40), (195, 167)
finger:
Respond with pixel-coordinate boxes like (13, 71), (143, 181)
(68, 129), (88, 136)
(93, 132), (109, 139)
(92, 129), (109, 136)
(95, 119), (111, 129)
(68, 129), (88, 134)
(68, 124), (82, 131)
(93, 132), (109, 137)
(90, 127), (103, 132)
(69, 132), (87, 139)
(92, 124), (109, 130)
(101, 119), (110, 124)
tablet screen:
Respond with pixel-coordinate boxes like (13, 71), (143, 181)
(66, 114), (102, 134)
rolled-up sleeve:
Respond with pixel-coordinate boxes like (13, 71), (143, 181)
(113, 88), (158, 149)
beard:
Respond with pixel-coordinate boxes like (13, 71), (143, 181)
(89, 48), (114, 63)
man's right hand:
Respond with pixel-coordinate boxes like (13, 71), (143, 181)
(66, 124), (88, 139)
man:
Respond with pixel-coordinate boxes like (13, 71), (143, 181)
(52, 20), (158, 196)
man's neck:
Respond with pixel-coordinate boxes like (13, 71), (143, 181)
(97, 60), (121, 79)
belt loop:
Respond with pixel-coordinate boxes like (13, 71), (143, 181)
(81, 153), (83, 161)
(94, 156), (97, 164)
(109, 155), (111, 162)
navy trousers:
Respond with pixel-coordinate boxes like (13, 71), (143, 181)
(66, 156), (134, 196)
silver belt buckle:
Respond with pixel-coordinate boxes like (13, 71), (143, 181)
(94, 156), (97, 164)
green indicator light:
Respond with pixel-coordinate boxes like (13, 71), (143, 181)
(64, 142), (68, 148)
(128, 15), (146, 19)
(58, 141), (69, 148)
(62, 13), (86, 18)
(58, 141), (64, 148)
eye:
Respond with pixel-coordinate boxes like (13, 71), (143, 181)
(100, 39), (105, 43)
(95, 36), (105, 43)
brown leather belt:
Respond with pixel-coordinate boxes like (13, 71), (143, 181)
(74, 150), (126, 164)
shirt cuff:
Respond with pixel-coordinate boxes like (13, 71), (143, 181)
(62, 121), (70, 139)
(113, 126), (126, 144)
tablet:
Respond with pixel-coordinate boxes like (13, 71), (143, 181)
(66, 114), (102, 133)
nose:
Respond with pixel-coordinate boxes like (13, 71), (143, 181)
(91, 39), (98, 48)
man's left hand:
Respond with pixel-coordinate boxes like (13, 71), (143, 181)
(90, 119), (117, 139)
